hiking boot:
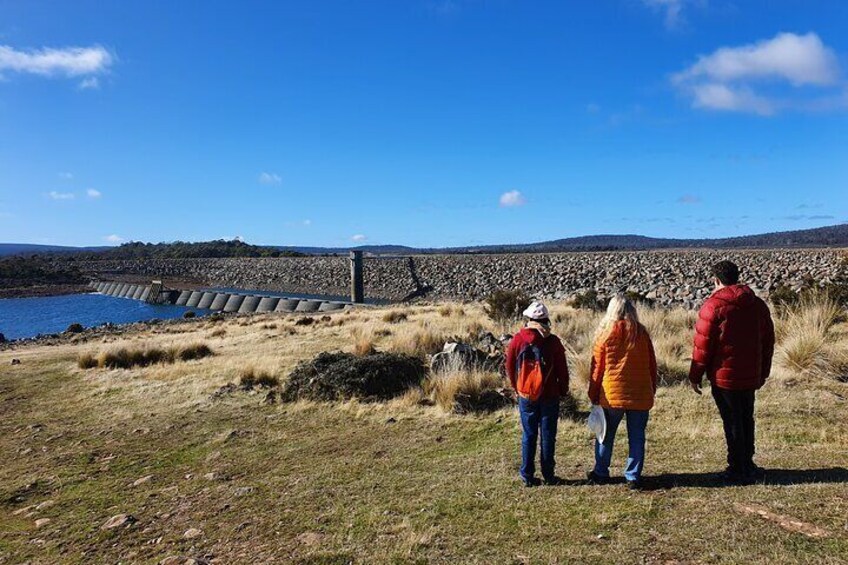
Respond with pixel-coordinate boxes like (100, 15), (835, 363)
(718, 467), (753, 486)
(522, 477), (541, 488)
(542, 476), (564, 486)
(585, 471), (609, 485)
(626, 479), (642, 491)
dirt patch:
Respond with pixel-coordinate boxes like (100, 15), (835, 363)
(281, 351), (427, 402)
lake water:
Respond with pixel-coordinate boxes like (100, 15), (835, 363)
(0, 293), (204, 340)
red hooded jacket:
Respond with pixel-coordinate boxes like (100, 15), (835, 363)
(505, 327), (570, 401)
(688, 284), (775, 391)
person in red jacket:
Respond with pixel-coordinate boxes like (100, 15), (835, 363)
(688, 260), (775, 484)
(505, 301), (570, 487)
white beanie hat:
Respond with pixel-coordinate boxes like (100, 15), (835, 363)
(522, 300), (549, 320)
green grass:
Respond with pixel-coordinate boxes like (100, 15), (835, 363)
(1, 347), (847, 564)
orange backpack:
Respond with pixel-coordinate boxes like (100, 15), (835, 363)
(515, 343), (551, 401)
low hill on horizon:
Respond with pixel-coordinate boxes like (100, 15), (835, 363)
(3, 223), (847, 258)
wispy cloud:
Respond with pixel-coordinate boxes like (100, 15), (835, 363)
(677, 194), (701, 204)
(86, 188), (101, 198)
(104, 234), (124, 243)
(48, 191), (74, 200)
(672, 32), (843, 115)
(258, 172), (282, 185)
(351, 234), (367, 242)
(499, 190), (526, 207)
(58, 172), (73, 180)
(78, 76), (99, 90)
(642, 0), (685, 30)
(0, 44), (113, 78)
(302, 219), (312, 227)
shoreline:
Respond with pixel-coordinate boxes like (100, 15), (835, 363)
(0, 283), (91, 299)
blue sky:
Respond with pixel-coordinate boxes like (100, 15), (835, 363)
(1, 0), (847, 248)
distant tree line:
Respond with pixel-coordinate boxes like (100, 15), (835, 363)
(67, 239), (307, 260)
(0, 256), (86, 288)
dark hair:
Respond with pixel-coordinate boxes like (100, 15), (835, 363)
(711, 260), (740, 285)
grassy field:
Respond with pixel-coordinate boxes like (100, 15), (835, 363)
(1, 301), (847, 564)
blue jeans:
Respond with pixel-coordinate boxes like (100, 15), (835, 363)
(593, 408), (650, 482)
(519, 397), (559, 482)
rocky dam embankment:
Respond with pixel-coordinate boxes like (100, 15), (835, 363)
(76, 249), (848, 307)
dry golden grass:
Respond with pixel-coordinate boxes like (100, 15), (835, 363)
(2, 298), (848, 563)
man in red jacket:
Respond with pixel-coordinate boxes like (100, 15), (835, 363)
(688, 260), (775, 485)
(505, 301), (570, 487)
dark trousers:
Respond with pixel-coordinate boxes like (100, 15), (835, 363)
(711, 386), (756, 473)
(518, 397), (559, 481)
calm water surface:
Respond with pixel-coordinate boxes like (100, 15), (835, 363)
(0, 293), (204, 340)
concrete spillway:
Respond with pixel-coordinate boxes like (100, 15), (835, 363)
(91, 280), (352, 316)
(209, 293), (231, 311)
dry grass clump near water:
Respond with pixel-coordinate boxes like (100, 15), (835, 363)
(77, 342), (213, 370)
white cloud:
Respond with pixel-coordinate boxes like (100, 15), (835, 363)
(643, 0), (685, 30)
(104, 234), (124, 243)
(673, 32), (843, 115)
(86, 188), (101, 198)
(351, 234), (367, 242)
(48, 191), (74, 200)
(674, 33), (839, 87)
(499, 190), (526, 207)
(58, 172), (73, 180)
(78, 76), (99, 90)
(302, 219), (312, 226)
(258, 172), (282, 185)
(0, 44), (113, 77)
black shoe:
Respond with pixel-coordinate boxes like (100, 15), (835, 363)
(586, 471), (609, 485)
(748, 464), (766, 481)
(718, 467), (754, 486)
(626, 479), (641, 490)
(542, 476), (564, 486)
(522, 477), (541, 488)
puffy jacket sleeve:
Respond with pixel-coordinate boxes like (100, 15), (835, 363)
(505, 334), (519, 390)
(555, 339), (570, 396)
(588, 337), (605, 404)
(758, 298), (775, 385)
(647, 333), (658, 394)
(688, 297), (721, 385)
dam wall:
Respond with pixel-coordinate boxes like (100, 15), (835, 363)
(78, 249), (848, 307)
(87, 281), (351, 314)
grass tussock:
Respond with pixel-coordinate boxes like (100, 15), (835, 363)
(239, 366), (280, 388)
(423, 369), (508, 413)
(382, 310), (408, 324)
(775, 294), (848, 381)
(78, 342), (213, 370)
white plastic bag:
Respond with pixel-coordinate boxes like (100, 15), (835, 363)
(587, 404), (606, 443)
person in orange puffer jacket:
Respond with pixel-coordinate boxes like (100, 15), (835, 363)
(586, 294), (657, 490)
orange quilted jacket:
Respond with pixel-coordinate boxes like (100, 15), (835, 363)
(588, 321), (657, 411)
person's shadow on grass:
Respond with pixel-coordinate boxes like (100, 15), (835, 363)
(637, 467), (848, 490)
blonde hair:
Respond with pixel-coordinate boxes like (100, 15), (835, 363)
(594, 294), (642, 348)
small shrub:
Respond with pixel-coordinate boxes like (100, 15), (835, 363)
(382, 311), (408, 324)
(570, 290), (606, 311)
(77, 352), (98, 369)
(295, 317), (315, 326)
(210, 328), (227, 338)
(261, 323), (278, 330)
(769, 285), (799, 308)
(483, 290), (531, 325)
(624, 290), (654, 307)
(183, 311), (196, 319)
(65, 323), (84, 334)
